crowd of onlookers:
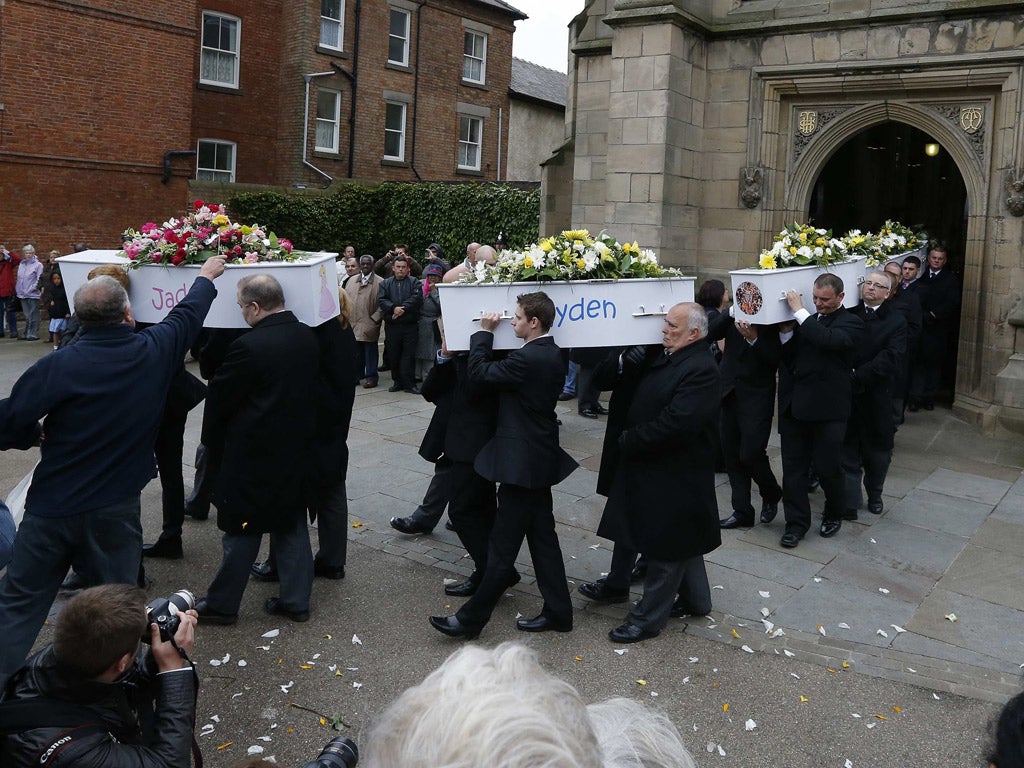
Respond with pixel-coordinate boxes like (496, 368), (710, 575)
(0, 243), (91, 349)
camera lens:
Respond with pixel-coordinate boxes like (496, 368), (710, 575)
(302, 736), (358, 768)
(168, 589), (196, 613)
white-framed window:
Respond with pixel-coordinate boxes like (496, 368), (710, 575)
(388, 8), (410, 66)
(316, 89), (341, 152)
(320, 0), (345, 51)
(458, 115), (482, 170)
(384, 101), (407, 161)
(196, 139), (236, 182)
(200, 11), (240, 88)
(462, 30), (487, 84)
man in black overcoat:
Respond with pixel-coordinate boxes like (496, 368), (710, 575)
(842, 271), (907, 518)
(377, 255), (422, 393)
(581, 303), (722, 644)
(884, 261), (922, 425)
(709, 312), (783, 529)
(777, 274), (865, 547)
(196, 274), (320, 624)
(429, 291), (577, 639)
(908, 244), (960, 411)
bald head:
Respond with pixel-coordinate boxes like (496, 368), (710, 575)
(75, 276), (130, 328)
(474, 245), (497, 266)
(237, 274), (285, 311)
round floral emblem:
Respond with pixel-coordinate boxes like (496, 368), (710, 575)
(736, 281), (763, 316)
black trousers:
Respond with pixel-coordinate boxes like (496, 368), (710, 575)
(779, 413), (847, 533)
(410, 458), (453, 530)
(720, 393), (781, 519)
(447, 461), (497, 574)
(154, 397), (190, 540)
(457, 484), (571, 628)
(384, 322), (417, 389)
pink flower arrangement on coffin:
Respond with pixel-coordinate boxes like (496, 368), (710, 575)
(119, 200), (300, 268)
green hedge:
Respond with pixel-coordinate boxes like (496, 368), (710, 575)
(228, 182), (539, 262)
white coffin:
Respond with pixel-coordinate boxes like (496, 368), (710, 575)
(437, 277), (696, 351)
(870, 245), (928, 276)
(729, 257), (867, 324)
(56, 250), (340, 328)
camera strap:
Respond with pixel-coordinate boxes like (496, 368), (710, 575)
(0, 698), (106, 736)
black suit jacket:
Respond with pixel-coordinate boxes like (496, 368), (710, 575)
(469, 331), (576, 489)
(202, 311), (320, 534)
(778, 307), (865, 423)
(707, 313), (779, 428)
(597, 341), (721, 562)
(848, 302), (906, 448)
(311, 320), (359, 487)
(919, 269), (960, 330)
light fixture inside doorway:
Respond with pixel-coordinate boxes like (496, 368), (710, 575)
(925, 143), (940, 157)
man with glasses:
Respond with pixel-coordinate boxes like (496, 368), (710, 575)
(841, 271), (907, 520)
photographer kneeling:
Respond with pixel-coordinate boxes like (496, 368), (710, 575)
(0, 584), (199, 768)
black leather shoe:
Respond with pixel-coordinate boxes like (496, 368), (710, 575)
(579, 408), (600, 419)
(445, 575), (481, 597)
(760, 500), (779, 524)
(390, 516), (433, 535)
(314, 560), (345, 580)
(405, 386), (421, 395)
(907, 401), (920, 412)
(779, 531), (802, 549)
(264, 597), (310, 623)
(629, 558), (647, 584)
(428, 615), (481, 639)
(670, 600), (711, 618)
(819, 519), (842, 538)
(517, 614), (572, 633)
(196, 598), (238, 626)
(577, 578), (629, 604)
(557, 392), (576, 401)
(867, 500), (884, 515)
(609, 622), (659, 644)
(445, 519), (456, 532)
(387, 384), (402, 392)
(807, 472), (820, 493)
(720, 513), (754, 529)
(142, 536), (183, 559)
(842, 509), (859, 521)
(251, 561), (280, 582)
(60, 571), (88, 591)
(184, 504), (209, 521)
(923, 400), (935, 411)
(592, 403), (609, 415)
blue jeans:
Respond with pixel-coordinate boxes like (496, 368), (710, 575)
(562, 360), (577, 396)
(19, 297), (40, 338)
(0, 295), (18, 337)
(358, 340), (379, 383)
(0, 496), (143, 684)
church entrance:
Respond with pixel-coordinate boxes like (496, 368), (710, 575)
(808, 121), (968, 405)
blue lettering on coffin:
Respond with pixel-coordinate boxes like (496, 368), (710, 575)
(554, 297), (617, 328)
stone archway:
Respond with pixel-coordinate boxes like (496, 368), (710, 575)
(780, 100), (990, 408)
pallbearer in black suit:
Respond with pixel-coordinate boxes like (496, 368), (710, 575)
(908, 244), (960, 411)
(579, 303), (721, 644)
(777, 274), (865, 548)
(842, 271), (907, 519)
(708, 311), (783, 529)
(430, 292), (577, 639)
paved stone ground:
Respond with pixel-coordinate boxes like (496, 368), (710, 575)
(2, 336), (1023, 766)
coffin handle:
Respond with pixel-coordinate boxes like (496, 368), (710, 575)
(632, 304), (669, 317)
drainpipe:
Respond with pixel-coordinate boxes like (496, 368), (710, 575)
(409, 1), (424, 180)
(303, 71), (335, 183)
(496, 105), (502, 181)
(162, 150), (197, 184)
(347, 0), (362, 178)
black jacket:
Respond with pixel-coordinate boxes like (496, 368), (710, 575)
(202, 311), (320, 534)
(377, 275), (422, 325)
(846, 302), (907, 449)
(597, 341), (721, 562)
(469, 332), (576, 489)
(1, 646), (195, 768)
(778, 307), (865, 423)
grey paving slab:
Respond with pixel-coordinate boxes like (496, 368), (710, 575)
(735, 518), (866, 565)
(908, 589), (1024, 666)
(705, 538), (825, 589)
(937, 544), (1024, 611)
(768, 579), (918, 649)
(969, 517), (1024, 555)
(918, 468), (1013, 505)
(876, 465), (931, 500)
(816, 552), (937, 606)
(702, 561), (797, 621)
(1008, 472), (1024, 496)
(992, 493), (1024, 524)
(553, 493), (605, 531)
(552, 466), (599, 498)
(883, 488), (993, 538)
(843, 519), (968, 580)
(363, 412), (434, 437)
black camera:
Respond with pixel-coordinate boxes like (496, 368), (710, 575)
(302, 736), (358, 768)
(142, 589), (196, 644)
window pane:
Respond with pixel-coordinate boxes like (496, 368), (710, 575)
(388, 10), (408, 64)
(384, 102), (405, 159)
(317, 91), (338, 120)
(198, 141), (234, 182)
(322, 0), (342, 19)
(321, 19), (340, 47)
(316, 122), (336, 150)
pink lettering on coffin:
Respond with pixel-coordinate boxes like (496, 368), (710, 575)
(151, 285), (188, 311)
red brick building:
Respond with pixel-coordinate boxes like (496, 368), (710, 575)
(0, 0), (525, 251)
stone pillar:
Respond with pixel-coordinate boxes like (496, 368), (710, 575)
(601, 13), (706, 267)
